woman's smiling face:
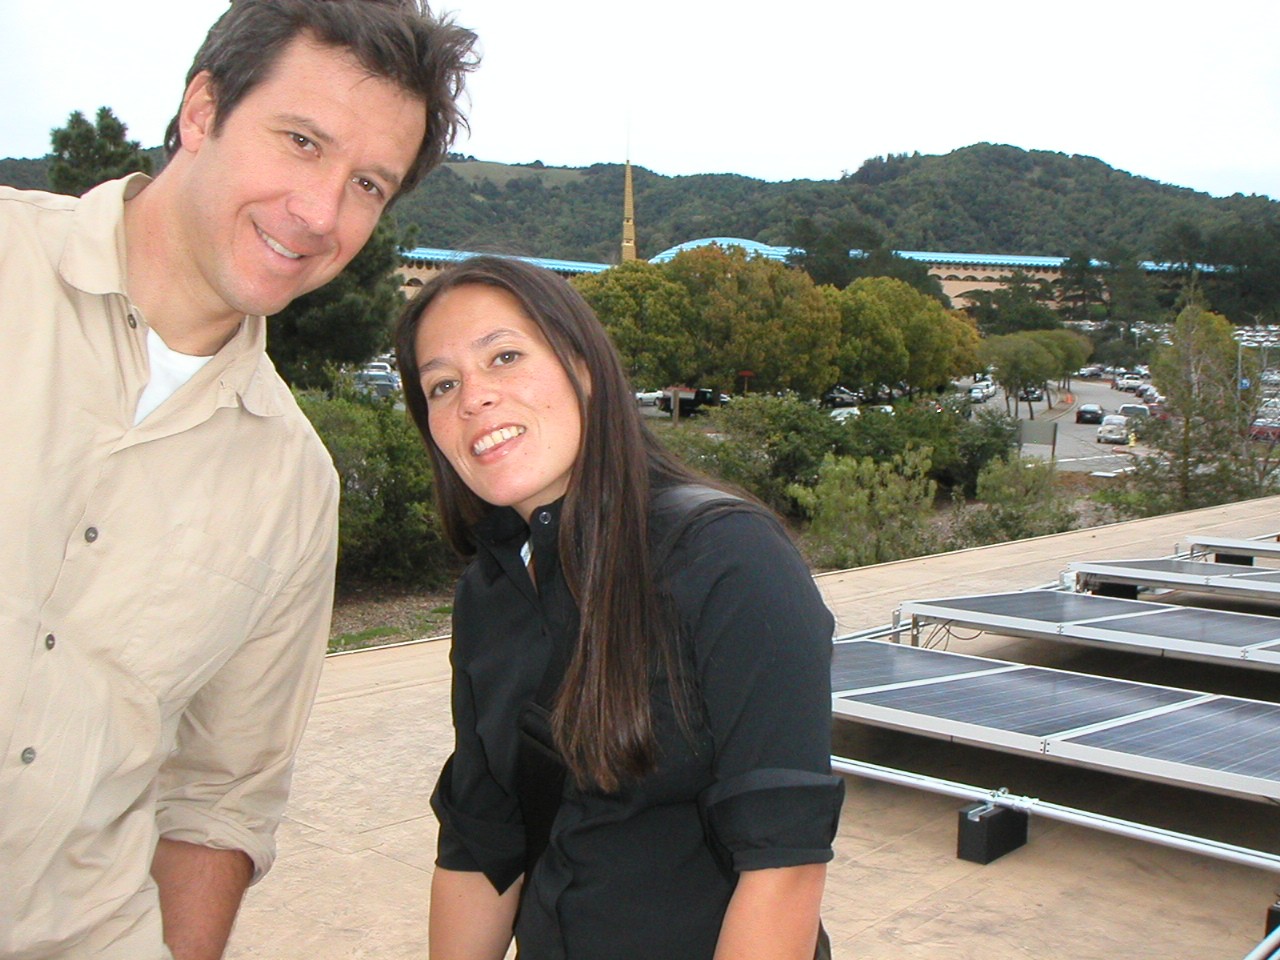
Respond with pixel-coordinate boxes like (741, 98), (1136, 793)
(414, 283), (584, 521)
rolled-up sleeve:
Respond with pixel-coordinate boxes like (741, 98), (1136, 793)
(430, 665), (527, 892)
(676, 509), (844, 873)
(153, 476), (339, 883)
(430, 580), (529, 894)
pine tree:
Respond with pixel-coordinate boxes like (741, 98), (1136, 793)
(48, 106), (153, 196)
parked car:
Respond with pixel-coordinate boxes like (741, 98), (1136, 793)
(659, 386), (722, 417)
(1116, 374), (1144, 392)
(1076, 366), (1103, 378)
(634, 387), (663, 406)
(968, 385), (989, 403)
(822, 385), (861, 408)
(829, 406), (861, 423)
(1118, 403), (1150, 419)
(1018, 385), (1044, 402)
(1097, 414), (1130, 444)
(353, 371), (399, 399)
(1250, 417), (1280, 442)
(1075, 403), (1104, 424)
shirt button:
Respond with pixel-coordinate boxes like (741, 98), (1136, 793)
(127, 314), (138, 329)
(537, 511), (552, 525)
(45, 634), (56, 650)
(20, 747), (36, 764)
(84, 527), (99, 543)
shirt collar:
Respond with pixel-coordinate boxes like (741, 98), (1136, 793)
(58, 172), (150, 298)
(59, 174), (282, 419)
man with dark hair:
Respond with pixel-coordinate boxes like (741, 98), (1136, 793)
(0, 3), (476, 958)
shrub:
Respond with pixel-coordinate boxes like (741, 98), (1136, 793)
(789, 446), (938, 569)
(296, 388), (456, 587)
(658, 393), (841, 514)
(948, 456), (1077, 546)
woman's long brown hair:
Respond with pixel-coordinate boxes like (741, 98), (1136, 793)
(396, 256), (706, 792)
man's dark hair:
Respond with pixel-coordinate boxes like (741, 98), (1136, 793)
(164, 0), (477, 197)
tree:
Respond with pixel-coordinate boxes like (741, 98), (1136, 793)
(1055, 250), (1104, 322)
(828, 282), (909, 396)
(1106, 301), (1276, 516)
(786, 216), (880, 288)
(1131, 302), (1269, 512)
(980, 333), (1057, 419)
(965, 271), (1059, 336)
(789, 447), (938, 569)
(949, 456), (1076, 546)
(49, 107), (153, 196)
(657, 393), (842, 514)
(268, 219), (405, 388)
(842, 277), (971, 396)
(661, 245), (840, 396)
(1028, 328), (1092, 391)
(1101, 247), (1162, 332)
(572, 261), (697, 388)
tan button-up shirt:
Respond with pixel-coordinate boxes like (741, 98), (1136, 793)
(0, 177), (340, 959)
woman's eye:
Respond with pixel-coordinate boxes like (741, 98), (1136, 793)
(427, 379), (457, 399)
(493, 350), (521, 366)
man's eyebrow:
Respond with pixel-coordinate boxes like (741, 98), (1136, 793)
(276, 112), (405, 193)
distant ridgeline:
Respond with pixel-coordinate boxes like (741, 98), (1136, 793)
(4, 142), (1276, 266)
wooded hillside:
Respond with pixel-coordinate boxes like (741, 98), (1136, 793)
(5, 142), (1276, 265)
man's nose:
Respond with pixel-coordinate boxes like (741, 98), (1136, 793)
(286, 169), (346, 235)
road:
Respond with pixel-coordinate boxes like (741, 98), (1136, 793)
(969, 376), (1145, 474)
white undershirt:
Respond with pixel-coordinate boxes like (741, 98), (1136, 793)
(134, 328), (215, 425)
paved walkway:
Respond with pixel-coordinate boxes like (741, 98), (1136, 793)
(226, 496), (1280, 959)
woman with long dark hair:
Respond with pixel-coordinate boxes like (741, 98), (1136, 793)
(396, 256), (842, 959)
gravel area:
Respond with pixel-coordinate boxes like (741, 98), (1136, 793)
(328, 583), (455, 653)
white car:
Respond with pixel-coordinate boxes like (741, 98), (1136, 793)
(829, 406), (861, 422)
(1097, 414), (1130, 444)
(634, 388), (663, 406)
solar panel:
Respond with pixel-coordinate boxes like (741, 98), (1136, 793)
(900, 589), (1280, 670)
(831, 640), (1280, 802)
(1064, 698), (1280, 781)
(1070, 558), (1280, 605)
(915, 590), (1156, 623)
(852, 668), (1195, 736)
(1096, 608), (1280, 649)
(1184, 534), (1280, 562)
(831, 637), (1000, 692)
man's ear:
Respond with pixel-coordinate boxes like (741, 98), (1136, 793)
(176, 71), (218, 153)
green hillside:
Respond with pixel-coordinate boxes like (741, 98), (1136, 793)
(5, 142), (1276, 265)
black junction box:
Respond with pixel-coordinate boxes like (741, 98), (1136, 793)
(957, 802), (1029, 865)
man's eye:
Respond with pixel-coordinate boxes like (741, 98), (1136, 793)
(354, 176), (384, 199)
(289, 132), (317, 152)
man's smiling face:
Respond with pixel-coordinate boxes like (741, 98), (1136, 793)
(171, 34), (426, 324)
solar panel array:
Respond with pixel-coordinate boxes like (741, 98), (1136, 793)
(830, 530), (1280, 805)
(898, 589), (1280, 670)
(831, 640), (1280, 802)
(1070, 557), (1280, 604)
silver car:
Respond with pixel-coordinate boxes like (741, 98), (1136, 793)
(1097, 414), (1130, 444)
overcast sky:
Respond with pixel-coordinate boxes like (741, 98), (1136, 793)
(3, 0), (1278, 202)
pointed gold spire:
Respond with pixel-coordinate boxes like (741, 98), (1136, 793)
(621, 160), (637, 262)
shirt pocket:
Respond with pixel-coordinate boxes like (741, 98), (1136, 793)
(123, 524), (285, 703)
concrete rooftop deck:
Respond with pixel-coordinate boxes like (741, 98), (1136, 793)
(225, 496), (1280, 959)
